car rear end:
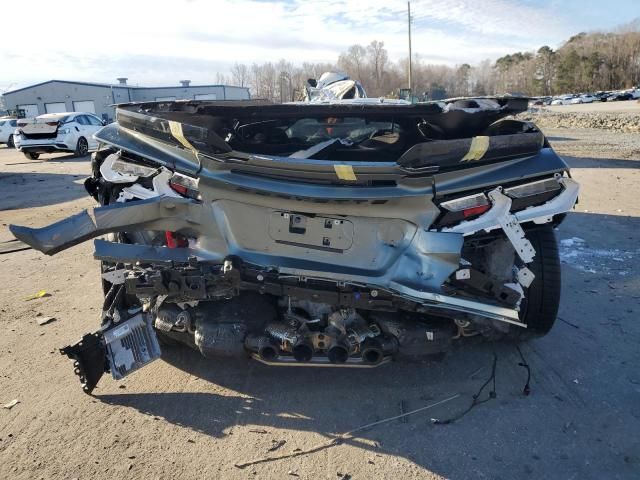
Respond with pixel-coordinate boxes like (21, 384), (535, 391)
(10, 97), (580, 392)
(15, 114), (75, 154)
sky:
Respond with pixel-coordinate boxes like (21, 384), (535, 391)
(1, 0), (637, 91)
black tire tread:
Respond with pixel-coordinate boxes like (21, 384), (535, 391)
(508, 225), (561, 340)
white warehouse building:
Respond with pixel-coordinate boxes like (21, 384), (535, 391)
(2, 78), (250, 121)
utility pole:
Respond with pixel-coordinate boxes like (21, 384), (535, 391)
(407, 1), (412, 92)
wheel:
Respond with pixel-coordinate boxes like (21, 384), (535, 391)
(510, 225), (562, 340)
(24, 152), (40, 160)
(75, 137), (89, 157)
(7, 135), (14, 149)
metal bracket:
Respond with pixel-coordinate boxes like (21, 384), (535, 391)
(517, 267), (535, 288)
(101, 268), (127, 285)
(493, 209), (536, 264)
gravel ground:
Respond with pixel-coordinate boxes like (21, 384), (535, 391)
(0, 128), (639, 479)
(518, 112), (640, 133)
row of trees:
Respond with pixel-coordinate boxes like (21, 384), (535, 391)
(218, 22), (640, 101)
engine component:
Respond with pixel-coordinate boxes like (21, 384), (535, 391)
(195, 321), (247, 358)
(103, 313), (162, 380)
(155, 304), (191, 332)
(373, 312), (454, 358)
(193, 292), (277, 357)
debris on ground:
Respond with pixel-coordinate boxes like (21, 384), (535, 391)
(0, 239), (31, 255)
(234, 394), (460, 469)
(24, 290), (50, 301)
(3, 399), (19, 410)
(267, 440), (286, 452)
(36, 316), (56, 326)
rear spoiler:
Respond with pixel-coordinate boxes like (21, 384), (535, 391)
(398, 131), (545, 170)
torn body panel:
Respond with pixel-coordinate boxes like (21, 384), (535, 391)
(10, 97), (579, 391)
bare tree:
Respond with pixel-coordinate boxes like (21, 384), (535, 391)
(338, 44), (368, 82)
(367, 40), (388, 96)
(230, 63), (249, 88)
(222, 24), (639, 101)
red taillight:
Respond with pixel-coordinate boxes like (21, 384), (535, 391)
(462, 205), (490, 218)
(46, 122), (59, 127)
(169, 182), (188, 195)
(165, 231), (188, 248)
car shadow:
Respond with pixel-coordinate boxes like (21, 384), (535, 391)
(0, 172), (88, 210)
(41, 153), (91, 163)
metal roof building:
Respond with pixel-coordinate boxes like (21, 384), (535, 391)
(2, 78), (250, 121)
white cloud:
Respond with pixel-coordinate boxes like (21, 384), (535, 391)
(0, 0), (624, 90)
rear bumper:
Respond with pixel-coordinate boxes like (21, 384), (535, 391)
(9, 195), (523, 324)
(16, 133), (74, 153)
(20, 144), (71, 153)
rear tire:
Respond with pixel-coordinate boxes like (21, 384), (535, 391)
(7, 135), (14, 148)
(509, 225), (562, 340)
(24, 152), (40, 160)
(75, 137), (89, 157)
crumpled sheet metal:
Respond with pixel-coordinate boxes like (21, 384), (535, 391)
(9, 195), (520, 322)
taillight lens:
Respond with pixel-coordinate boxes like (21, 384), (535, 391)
(504, 178), (561, 199)
(504, 177), (563, 212)
(440, 193), (489, 212)
(436, 192), (490, 228)
(462, 204), (490, 218)
(165, 231), (188, 248)
(169, 172), (200, 199)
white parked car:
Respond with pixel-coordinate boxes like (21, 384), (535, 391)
(15, 112), (105, 160)
(570, 94), (595, 104)
(550, 95), (573, 105)
(0, 118), (18, 148)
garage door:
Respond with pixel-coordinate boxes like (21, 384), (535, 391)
(194, 93), (217, 100)
(45, 102), (67, 114)
(73, 101), (96, 113)
(18, 104), (39, 118)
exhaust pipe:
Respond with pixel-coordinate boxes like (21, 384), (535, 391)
(361, 344), (383, 365)
(292, 339), (314, 362)
(327, 342), (350, 364)
(360, 336), (398, 365)
(245, 335), (280, 361)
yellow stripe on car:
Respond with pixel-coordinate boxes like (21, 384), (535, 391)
(461, 136), (490, 162)
(334, 164), (357, 181)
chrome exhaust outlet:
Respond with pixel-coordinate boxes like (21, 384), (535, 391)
(245, 335), (280, 361)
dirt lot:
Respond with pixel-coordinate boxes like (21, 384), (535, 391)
(1, 129), (639, 480)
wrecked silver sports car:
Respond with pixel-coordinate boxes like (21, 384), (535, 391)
(10, 97), (579, 393)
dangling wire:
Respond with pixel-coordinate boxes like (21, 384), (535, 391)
(432, 353), (497, 425)
(516, 344), (531, 396)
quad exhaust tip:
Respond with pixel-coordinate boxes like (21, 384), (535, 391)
(292, 342), (314, 362)
(327, 344), (350, 364)
(361, 347), (384, 365)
